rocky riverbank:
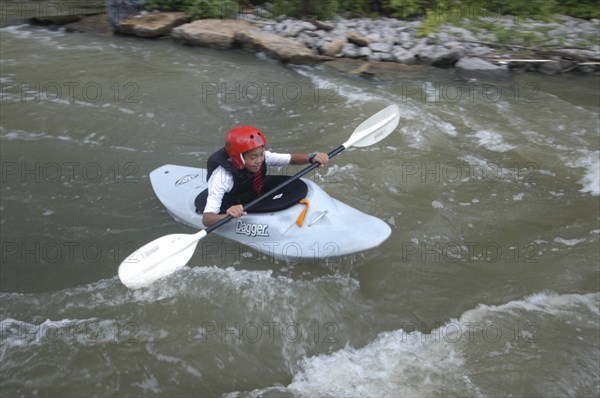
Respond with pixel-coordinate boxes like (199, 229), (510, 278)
(29, 9), (600, 78)
(259, 14), (600, 75)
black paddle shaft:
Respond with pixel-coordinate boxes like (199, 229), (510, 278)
(205, 145), (346, 234)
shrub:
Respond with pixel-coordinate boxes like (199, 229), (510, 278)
(187, 0), (239, 19)
(553, 0), (600, 19)
(272, 0), (338, 19)
(145, 0), (239, 19)
(384, 0), (428, 19)
(144, 0), (191, 12)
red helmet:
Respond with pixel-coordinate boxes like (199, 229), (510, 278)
(225, 126), (267, 170)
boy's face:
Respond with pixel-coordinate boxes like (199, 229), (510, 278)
(242, 146), (265, 173)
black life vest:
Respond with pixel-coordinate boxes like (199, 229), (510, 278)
(206, 147), (267, 213)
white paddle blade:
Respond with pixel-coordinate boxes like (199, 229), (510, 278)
(118, 230), (206, 289)
(344, 104), (400, 148)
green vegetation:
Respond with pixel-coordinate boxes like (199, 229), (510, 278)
(144, 0), (191, 12)
(144, 0), (600, 21)
(187, 0), (238, 19)
(144, 0), (238, 19)
(553, 0), (600, 19)
(272, 0), (339, 19)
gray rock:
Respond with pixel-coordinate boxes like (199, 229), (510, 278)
(254, 7), (270, 18)
(341, 43), (360, 58)
(455, 57), (507, 73)
(282, 23), (306, 37)
(547, 29), (562, 38)
(398, 31), (412, 44)
(466, 45), (494, 57)
(358, 46), (372, 57)
(297, 32), (316, 48)
(537, 59), (577, 75)
(392, 47), (416, 64)
(369, 42), (393, 53)
(382, 34), (396, 45)
(409, 38), (428, 55)
(301, 21), (318, 31)
(416, 45), (464, 67)
(315, 39), (329, 49)
(311, 30), (327, 38)
(436, 32), (450, 43)
(367, 52), (383, 62)
(367, 32), (382, 43)
(444, 41), (463, 49)
(445, 26), (477, 42)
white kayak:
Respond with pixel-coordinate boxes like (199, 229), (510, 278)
(150, 164), (392, 261)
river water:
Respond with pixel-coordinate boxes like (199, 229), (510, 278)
(1, 22), (599, 397)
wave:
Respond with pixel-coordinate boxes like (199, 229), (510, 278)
(235, 291), (599, 397)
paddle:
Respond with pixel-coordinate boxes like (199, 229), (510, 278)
(118, 104), (401, 289)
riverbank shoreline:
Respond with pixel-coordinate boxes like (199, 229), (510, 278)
(24, 9), (600, 79)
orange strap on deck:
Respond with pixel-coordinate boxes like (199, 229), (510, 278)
(296, 199), (310, 227)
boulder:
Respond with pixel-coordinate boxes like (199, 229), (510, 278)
(416, 45), (464, 67)
(455, 57), (508, 77)
(311, 20), (334, 31)
(341, 43), (360, 58)
(358, 47), (372, 57)
(116, 12), (190, 38)
(369, 42), (393, 53)
(237, 30), (331, 64)
(281, 22), (306, 37)
(323, 37), (347, 57)
(445, 26), (477, 42)
(172, 20), (254, 49)
(368, 52), (394, 62)
(281, 21), (317, 37)
(63, 14), (113, 35)
(536, 59), (576, 75)
(392, 47), (417, 64)
(347, 31), (370, 47)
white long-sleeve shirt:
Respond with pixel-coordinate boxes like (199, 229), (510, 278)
(204, 151), (292, 214)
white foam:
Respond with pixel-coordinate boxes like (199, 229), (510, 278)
(563, 150), (600, 196)
(254, 292), (600, 398)
(286, 327), (466, 397)
(554, 237), (587, 246)
(131, 373), (161, 394)
(293, 66), (386, 105)
(0, 317), (135, 350)
(474, 130), (514, 152)
(578, 151), (600, 196)
(118, 107), (135, 114)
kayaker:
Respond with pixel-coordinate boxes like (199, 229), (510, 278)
(202, 126), (329, 226)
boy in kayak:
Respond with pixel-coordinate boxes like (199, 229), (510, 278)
(202, 126), (329, 226)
